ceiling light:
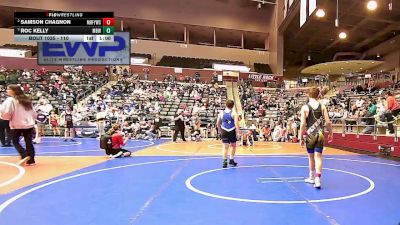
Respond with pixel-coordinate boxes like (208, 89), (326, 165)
(307, 55), (311, 60)
(360, 68), (363, 70)
(257, 2), (262, 9)
(339, 31), (347, 39)
(341, 67), (344, 70)
(367, 0), (378, 11)
(316, 9), (326, 17)
(377, 53), (380, 58)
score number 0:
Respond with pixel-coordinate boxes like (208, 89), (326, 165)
(102, 18), (114, 26)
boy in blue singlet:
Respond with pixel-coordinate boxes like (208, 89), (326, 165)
(217, 100), (240, 168)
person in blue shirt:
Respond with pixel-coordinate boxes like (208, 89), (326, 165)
(217, 100), (240, 168)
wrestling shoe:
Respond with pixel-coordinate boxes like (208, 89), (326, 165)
(304, 177), (315, 184)
(229, 159), (238, 167)
(314, 177), (321, 189)
(222, 159), (228, 168)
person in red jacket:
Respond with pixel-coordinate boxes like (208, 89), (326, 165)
(384, 91), (400, 134)
(108, 124), (131, 158)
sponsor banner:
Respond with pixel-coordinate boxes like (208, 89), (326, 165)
(223, 71), (239, 77)
(38, 32), (130, 65)
(248, 73), (276, 82)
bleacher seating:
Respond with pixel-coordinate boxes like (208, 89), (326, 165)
(130, 53), (152, 59)
(156, 56), (244, 69)
(0, 69), (108, 113)
(253, 63), (273, 74)
(79, 80), (227, 135)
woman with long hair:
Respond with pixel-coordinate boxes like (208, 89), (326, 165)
(0, 85), (37, 165)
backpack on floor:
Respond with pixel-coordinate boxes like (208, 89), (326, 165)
(100, 134), (112, 151)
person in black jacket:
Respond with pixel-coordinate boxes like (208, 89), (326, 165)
(0, 119), (11, 147)
(173, 109), (186, 142)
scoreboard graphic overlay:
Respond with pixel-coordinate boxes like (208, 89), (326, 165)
(14, 12), (115, 42)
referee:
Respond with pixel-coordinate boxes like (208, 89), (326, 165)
(173, 109), (187, 142)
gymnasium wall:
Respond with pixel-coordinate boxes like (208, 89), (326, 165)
(0, 28), (35, 46)
(326, 133), (400, 157)
(0, 28), (270, 67)
(132, 39), (270, 66)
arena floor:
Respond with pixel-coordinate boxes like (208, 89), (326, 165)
(0, 138), (399, 225)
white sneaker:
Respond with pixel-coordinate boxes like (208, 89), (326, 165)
(314, 177), (321, 189)
(304, 177), (315, 184)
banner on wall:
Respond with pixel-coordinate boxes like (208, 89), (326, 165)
(248, 73), (276, 82)
(174, 67), (183, 73)
(223, 71), (239, 77)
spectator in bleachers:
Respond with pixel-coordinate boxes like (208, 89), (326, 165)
(61, 106), (76, 142)
(376, 97), (386, 117)
(355, 97), (365, 108)
(145, 121), (158, 141)
(287, 118), (298, 142)
(0, 118), (11, 147)
(272, 124), (285, 142)
(0, 73), (6, 86)
(122, 121), (133, 138)
(384, 91), (400, 134)
(190, 116), (202, 141)
(33, 109), (48, 144)
(343, 109), (359, 132)
(262, 124), (271, 141)
(49, 111), (61, 136)
(96, 107), (107, 139)
(362, 99), (377, 134)
(7, 71), (18, 84)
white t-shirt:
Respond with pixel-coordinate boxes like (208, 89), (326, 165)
(36, 103), (53, 115)
(356, 99), (364, 108)
(96, 111), (107, 120)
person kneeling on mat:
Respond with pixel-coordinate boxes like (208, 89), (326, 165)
(101, 124), (131, 158)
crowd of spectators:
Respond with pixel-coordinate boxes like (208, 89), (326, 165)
(0, 66), (108, 142)
(78, 76), (227, 140)
(237, 79), (400, 144)
(0, 64), (399, 143)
